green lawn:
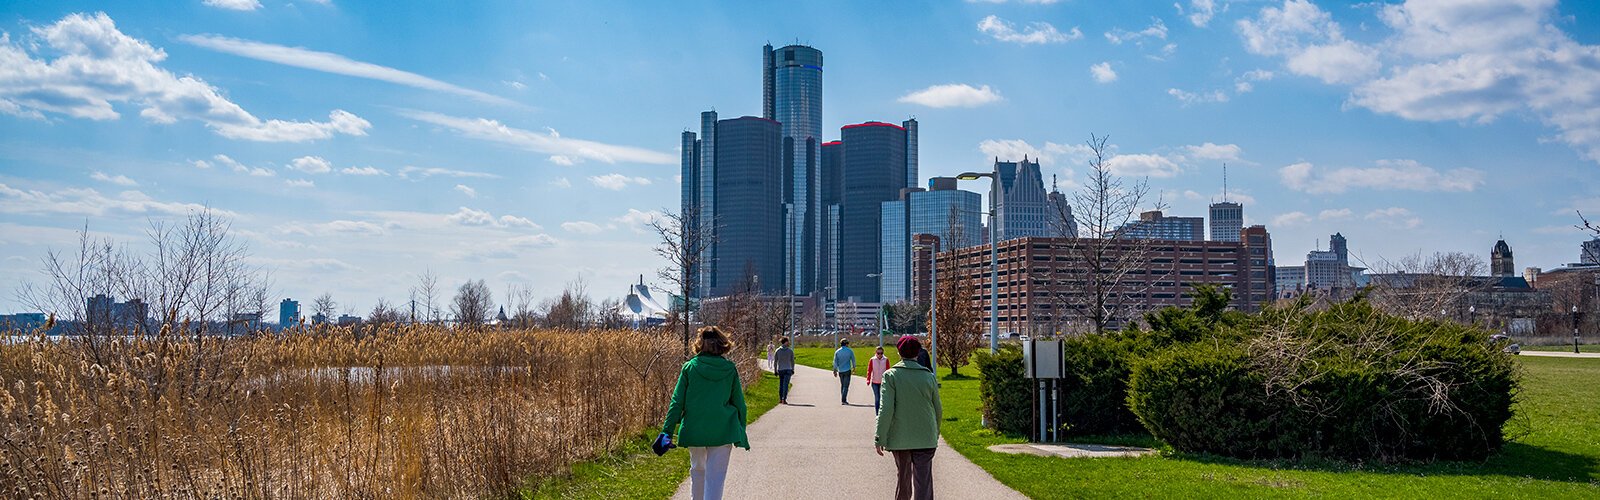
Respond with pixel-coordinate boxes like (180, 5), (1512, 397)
(522, 366), (780, 499)
(1522, 344), (1600, 353)
(795, 347), (1600, 498)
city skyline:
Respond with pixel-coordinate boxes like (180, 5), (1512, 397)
(3, 1), (1600, 314)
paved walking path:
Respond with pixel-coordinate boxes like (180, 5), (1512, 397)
(1520, 350), (1600, 359)
(670, 362), (1025, 499)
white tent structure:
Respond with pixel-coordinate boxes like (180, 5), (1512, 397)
(615, 276), (670, 328)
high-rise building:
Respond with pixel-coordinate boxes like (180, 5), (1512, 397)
(838, 121), (910, 302)
(879, 178), (983, 303)
(991, 158), (1056, 241)
(1209, 202), (1243, 242)
(279, 298), (300, 327)
(820, 140), (844, 300)
(1492, 239), (1515, 277)
(1046, 177), (1077, 237)
(710, 116), (786, 296)
(1115, 210), (1205, 241)
(764, 44), (824, 295)
(1583, 238), (1600, 265)
(1240, 225), (1275, 305)
(1330, 232), (1348, 262)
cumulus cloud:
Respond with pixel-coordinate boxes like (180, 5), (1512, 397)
(1105, 153), (1183, 178)
(978, 139), (1096, 167)
(1090, 62), (1118, 84)
(1273, 211), (1312, 227)
(90, 171), (137, 186)
(211, 154), (275, 177)
(0, 182), (228, 218)
(1278, 159), (1484, 194)
(898, 84), (1003, 108)
(1181, 142), (1243, 162)
(978, 15), (1082, 45)
(179, 34), (516, 106)
(551, 177), (572, 189)
(588, 174), (652, 190)
(1365, 207), (1422, 229)
(400, 110), (676, 165)
(1178, 0), (1218, 27)
(1105, 18), (1169, 45)
(1168, 88), (1230, 105)
(444, 207), (540, 230)
(202, 0), (260, 11)
(288, 156), (333, 174)
(0, 13), (370, 142)
(612, 209), (663, 233)
(1234, 69), (1275, 93)
(454, 184), (477, 198)
(284, 179), (315, 188)
(1318, 208), (1353, 220)
(561, 221), (605, 234)
(397, 166), (498, 179)
(339, 166), (387, 176)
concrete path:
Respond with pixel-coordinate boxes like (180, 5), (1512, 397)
(1520, 350), (1600, 359)
(670, 362), (1025, 500)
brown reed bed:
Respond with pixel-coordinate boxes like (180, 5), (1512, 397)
(0, 325), (753, 499)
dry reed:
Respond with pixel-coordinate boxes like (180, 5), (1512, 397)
(0, 324), (717, 498)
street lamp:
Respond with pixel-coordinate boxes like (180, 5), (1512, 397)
(957, 169), (1000, 354)
(867, 273), (884, 348)
(1573, 305), (1583, 354)
(913, 243), (938, 374)
(1468, 305), (1476, 326)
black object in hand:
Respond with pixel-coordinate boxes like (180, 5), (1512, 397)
(651, 433), (676, 456)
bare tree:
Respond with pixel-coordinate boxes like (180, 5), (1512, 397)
(367, 298), (405, 327)
(1049, 134), (1161, 334)
(541, 278), (592, 330)
(1364, 251), (1492, 321)
(934, 252), (984, 376)
(504, 283), (538, 328)
(410, 270), (440, 324)
(595, 298), (630, 330)
(312, 293), (337, 323)
(650, 206), (718, 352)
(451, 279), (494, 329)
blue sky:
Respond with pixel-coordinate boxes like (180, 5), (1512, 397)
(2, 0), (1599, 315)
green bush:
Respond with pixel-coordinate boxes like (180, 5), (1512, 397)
(1127, 299), (1519, 462)
(975, 345), (1032, 436)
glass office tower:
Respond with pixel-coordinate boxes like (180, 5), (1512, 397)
(708, 116), (786, 296)
(838, 122), (908, 303)
(764, 44), (823, 295)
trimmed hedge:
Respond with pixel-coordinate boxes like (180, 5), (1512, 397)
(1127, 299), (1519, 461)
(974, 345), (1032, 436)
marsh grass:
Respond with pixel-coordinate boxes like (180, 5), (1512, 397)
(0, 324), (745, 498)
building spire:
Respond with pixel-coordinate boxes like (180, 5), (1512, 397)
(1222, 163), (1229, 202)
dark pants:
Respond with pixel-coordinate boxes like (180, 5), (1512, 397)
(776, 369), (794, 401)
(838, 371), (851, 403)
(871, 383), (883, 413)
(892, 448), (936, 500)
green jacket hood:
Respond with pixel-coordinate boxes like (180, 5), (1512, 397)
(690, 354), (738, 381)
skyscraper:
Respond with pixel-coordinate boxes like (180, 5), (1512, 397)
(1209, 202), (1243, 242)
(838, 121), (910, 302)
(1047, 177), (1077, 238)
(991, 158), (1055, 241)
(708, 116), (786, 296)
(879, 178), (983, 303)
(1583, 238), (1600, 265)
(1115, 210), (1206, 241)
(279, 298), (300, 327)
(820, 140), (844, 300)
(764, 44), (824, 295)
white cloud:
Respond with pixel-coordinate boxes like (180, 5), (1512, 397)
(506, 234), (558, 248)
(1105, 153), (1182, 178)
(0, 13), (369, 142)
(1278, 159), (1484, 194)
(551, 177), (572, 189)
(1234, 69), (1275, 93)
(1273, 211), (1312, 227)
(1183, 189), (1257, 206)
(444, 207), (539, 230)
(1286, 40), (1380, 85)
(339, 166), (387, 176)
(1168, 88), (1230, 105)
(400, 110), (676, 165)
(179, 34), (516, 106)
(898, 84), (1003, 108)
(498, 215), (540, 230)
(977, 139), (1096, 167)
(503, 80), (526, 90)
(1090, 62), (1118, 84)
(397, 166), (499, 179)
(284, 179), (315, 188)
(1179, 0), (1218, 28)
(212, 154), (275, 177)
(202, 0), (261, 11)
(978, 15), (1082, 45)
(288, 156), (333, 174)
(191, 159), (211, 169)
(0, 182), (229, 218)
(1181, 142), (1242, 162)
(1365, 207), (1422, 229)
(1318, 208), (1353, 220)
(549, 155), (576, 166)
(612, 209), (662, 233)
(315, 220), (384, 235)
(90, 171), (137, 186)
(561, 221), (605, 234)
(454, 184), (477, 198)
(1106, 18), (1168, 45)
(588, 173), (652, 190)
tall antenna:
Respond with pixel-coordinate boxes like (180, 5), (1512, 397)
(1222, 163), (1229, 203)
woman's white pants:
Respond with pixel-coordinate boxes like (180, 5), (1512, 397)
(688, 445), (733, 500)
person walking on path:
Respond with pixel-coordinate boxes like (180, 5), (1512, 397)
(833, 339), (856, 405)
(773, 337), (796, 404)
(660, 327), (750, 500)
(874, 335), (942, 500)
(865, 346), (890, 413)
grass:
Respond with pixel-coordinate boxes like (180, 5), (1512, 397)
(795, 347), (1600, 498)
(523, 365), (781, 499)
(1522, 344), (1600, 353)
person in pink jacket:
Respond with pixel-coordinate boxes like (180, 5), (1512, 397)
(866, 346), (890, 413)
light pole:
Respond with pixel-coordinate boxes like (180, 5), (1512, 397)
(1468, 305), (1476, 326)
(867, 272), (884, 348)
(1573, 305), (1582, 354)
(957, 168), (1000, 354)
(914, 243), (938, 374)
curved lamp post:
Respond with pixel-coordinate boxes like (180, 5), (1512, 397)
(956, 169), (1000, 354)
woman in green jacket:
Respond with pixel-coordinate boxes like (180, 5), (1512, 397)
(660, 326), (749, 500)
(874, 335), (942, 500)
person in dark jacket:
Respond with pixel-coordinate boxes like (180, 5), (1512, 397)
(660, 327), (749, 500)
(773, 336), (796, 404)
(875, 335), (942, 500)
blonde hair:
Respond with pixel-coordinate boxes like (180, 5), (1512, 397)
(693, 326), (733, 356)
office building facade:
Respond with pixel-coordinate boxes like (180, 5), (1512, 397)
(279, 298), (300, 327)
(1115, 210), (1206, 241)
(879, 178), (983, 303)
(1209, 202), (1243, 242)
(680, 114), (787, 297)
(1584, 238), (1600, 265)
(991, 158), (1054, 241)
(765, 44), (824, 295)
(837, 121), (910, 303)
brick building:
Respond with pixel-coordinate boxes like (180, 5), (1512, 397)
(943, 226), (1274, 335)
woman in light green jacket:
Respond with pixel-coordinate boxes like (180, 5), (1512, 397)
(874, 335), (942, 500)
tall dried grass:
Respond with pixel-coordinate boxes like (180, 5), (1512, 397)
(0, 325), (725, 498)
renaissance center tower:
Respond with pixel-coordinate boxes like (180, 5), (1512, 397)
(764, 43), (823, 295)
